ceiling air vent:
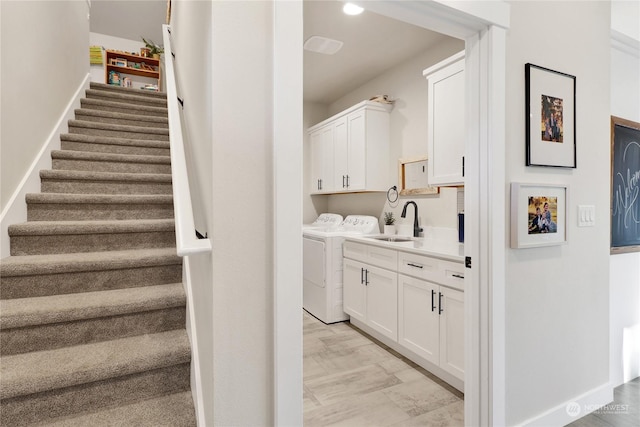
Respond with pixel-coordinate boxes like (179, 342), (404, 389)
(304, 36), (343, 55)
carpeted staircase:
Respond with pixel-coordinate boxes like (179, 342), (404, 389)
(0, 82), (197, 426)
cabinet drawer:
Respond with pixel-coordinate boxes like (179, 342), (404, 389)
(397, 251), (440, 282)
(343, 241), (369, 264)
(397, 251), (464, 291)
(439, 259), (465, 291)
(344, 241), (397, 271)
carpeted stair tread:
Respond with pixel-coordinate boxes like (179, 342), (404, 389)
(45, 391), (195, 427)
(26, 193), (173, 205)
(80, 98), (168, 118)
(68, 120), (169, 137)
(0, 283), (184, 329)
(74, 108), (169, 128)
(0, 247), (180, 278)
(60, 133), (170, 150)
(90, 82), (168, 99)
(0, 329), (190, 400)
(60, 133), (170, 156)
(8, 218), (175, 236)
(85, 89), (168, 108)
(40, 169), (172, 184)
(51, 149), (171, 166)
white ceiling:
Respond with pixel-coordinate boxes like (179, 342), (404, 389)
(303, 1), (455, 104)
(90, 0), (166, 47)
(89, 0), (455, 105)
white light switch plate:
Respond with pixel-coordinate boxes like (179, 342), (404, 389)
(578, 205), (595, 227)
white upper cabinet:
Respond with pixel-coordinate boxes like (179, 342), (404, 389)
(423, 51), (465, 186)
(309, 124), (334, 192)
(308, 101), (392, 194)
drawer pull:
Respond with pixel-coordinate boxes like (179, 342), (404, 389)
(452, 274), (464, 279)
(407, 263), (423, 269)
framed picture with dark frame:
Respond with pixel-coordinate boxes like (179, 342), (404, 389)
(611, 116), (640, 254)
(525, 63), (576, 168)
(511, 182), (568, 249)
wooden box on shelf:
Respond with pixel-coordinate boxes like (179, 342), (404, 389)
(104, 49), (161, 89)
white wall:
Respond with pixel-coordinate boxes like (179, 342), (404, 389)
(169, 0), (214, 424)
(89, 33), (158, 89)
(209, 1), (274, 424)
(0, 0), (89, 212)
(303, 37), (465, 234)
(610, 0), (640, 388)
(504, 2), (611, 424)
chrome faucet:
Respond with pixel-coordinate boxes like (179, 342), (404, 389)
(401, 201), (423, 237)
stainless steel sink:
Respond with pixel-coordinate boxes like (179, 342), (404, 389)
(371, 236), (414, 242)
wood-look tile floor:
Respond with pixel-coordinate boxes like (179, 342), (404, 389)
(568, 377), (640, 427)
(303, 310), (464, 427)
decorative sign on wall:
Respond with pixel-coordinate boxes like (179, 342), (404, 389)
(611, 116), (640, 254)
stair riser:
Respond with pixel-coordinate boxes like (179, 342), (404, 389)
(80, 99), (167, 118)
(69, 125), (169, 141)
(61, 140), (170, 156)
(41, 179), (173, 195)
(0, 264), (182, 299)
(85, 92), (167, 108)
(74, 112), (169, 129)
(1, 307), (185, 355)
(27, 203), (174, 221)
(0, 363), (190, 426)
(10, 231), (176, 256)
(52, 158), (171, 174)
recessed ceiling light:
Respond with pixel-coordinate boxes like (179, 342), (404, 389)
(343, 3), (364, 16)
(304, 36), (344, 55)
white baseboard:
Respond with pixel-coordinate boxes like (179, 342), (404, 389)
(183, 257), (207, 427)
(0, 73), (91, 258)
(519, 382), (613, 427)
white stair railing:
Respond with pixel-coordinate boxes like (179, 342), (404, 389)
(162, 24), (211, 256)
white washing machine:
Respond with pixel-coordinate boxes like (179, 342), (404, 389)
(303, 215), (379, 324)
(302, 213), (343, 231)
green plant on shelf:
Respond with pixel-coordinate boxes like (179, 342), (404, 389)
(141, 37), (164, 57)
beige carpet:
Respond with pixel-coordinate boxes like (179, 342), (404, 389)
(0, 82), (196, 426)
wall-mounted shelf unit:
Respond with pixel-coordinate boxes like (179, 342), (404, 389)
(104, 50), (161, 89)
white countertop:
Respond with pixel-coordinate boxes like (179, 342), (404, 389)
(345, 235), (465, 263)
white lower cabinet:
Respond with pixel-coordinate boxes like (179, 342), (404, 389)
(343, 240), (464, 389)
(398, 274), (464, 381)
(438, 285), (465, 381)
(398, 274), (439, 365)
(343, 258), (398, 341)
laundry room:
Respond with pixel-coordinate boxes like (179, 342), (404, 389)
(302, 1), (467, 425)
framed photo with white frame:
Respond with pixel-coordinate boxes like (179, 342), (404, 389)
(525, 63), (576, 168)
(511, 183), (568, 249)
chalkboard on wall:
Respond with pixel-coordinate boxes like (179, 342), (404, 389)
(611, 116), (640, 254)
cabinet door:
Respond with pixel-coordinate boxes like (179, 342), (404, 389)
(427, 56), (465, 186)
(310, 129), (324, 192)
(439, 286), (465, 381)
(310, 126), (335, 192)
(343, 258), (366, 322)
(333, 117), (348, 190)
(346, 110), (366, 190)
(365, 264), (398, 341)
(398, 274), (439, 365)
